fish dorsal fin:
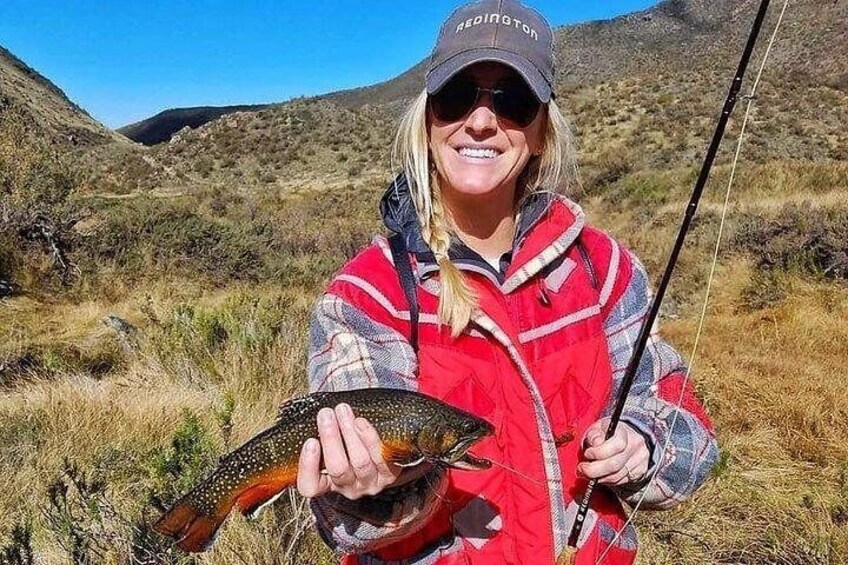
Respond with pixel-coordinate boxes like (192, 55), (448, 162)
(275, 394), (319, 422)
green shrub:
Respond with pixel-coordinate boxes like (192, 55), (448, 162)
(149, 411), (217, 501)
(604, 171), (674, 208)
(739, 270), (787, 311)
(43, 459), (111, 564)
(84, 199), (272, 282)
(41, 458), (184, 564)
(0, 104), (83, 289)
(214, 392), (237, 450)
(585, 150), (633, 194)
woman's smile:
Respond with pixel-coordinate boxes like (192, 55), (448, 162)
(455, 146), (502, 161)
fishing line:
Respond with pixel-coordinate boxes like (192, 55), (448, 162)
(595, 0), (792, 561)
(417, 457), (546, 508)
(563, 0), (778, 553)
(481, 455), (546, 487)
(425, 468), (453, 505)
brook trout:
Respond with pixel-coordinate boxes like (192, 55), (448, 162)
(153, 388), (494, 552)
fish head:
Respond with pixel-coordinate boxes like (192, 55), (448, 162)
(416, 409), (494, 471)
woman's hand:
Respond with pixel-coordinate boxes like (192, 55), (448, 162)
(297, 403), (402, 500)
(577, 418), (652, 486)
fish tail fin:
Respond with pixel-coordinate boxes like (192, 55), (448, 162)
(153, 500), (229, 553)
(233, 471), (297, 519)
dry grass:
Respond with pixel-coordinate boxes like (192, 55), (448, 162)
(3, 256), (846, 563)
(567, 158), (847, 562)
(3, 156), (847, 562)
(637, 269), (848, 564)
(0, 284), (334, 563)
(3, 17), (847, 556)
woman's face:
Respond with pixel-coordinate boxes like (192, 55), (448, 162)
(428, 62), (546, 204)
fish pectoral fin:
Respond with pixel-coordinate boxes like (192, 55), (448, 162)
(393, 455), (426, 468)
(382, 442), (424, 468)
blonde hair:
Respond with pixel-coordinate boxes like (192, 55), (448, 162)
(392, 88), (578, 337)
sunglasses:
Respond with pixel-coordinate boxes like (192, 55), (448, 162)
(429, 75), (542, 128)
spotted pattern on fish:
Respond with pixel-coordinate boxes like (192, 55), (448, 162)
(153, 388), (494, 553)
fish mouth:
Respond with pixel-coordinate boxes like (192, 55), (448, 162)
(448, 450), (492, 471)
(444, 428), (493, 471)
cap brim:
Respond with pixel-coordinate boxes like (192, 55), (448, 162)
(425, 48), (552, 103)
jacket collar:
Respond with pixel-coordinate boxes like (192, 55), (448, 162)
(380, 173), (585, 291)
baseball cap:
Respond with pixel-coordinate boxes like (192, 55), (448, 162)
(425, 0), (555, 103)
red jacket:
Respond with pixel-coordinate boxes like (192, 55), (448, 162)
(307, 177), (718, 564)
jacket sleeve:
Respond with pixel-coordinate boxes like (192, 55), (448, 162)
(306, 291), (448, 554)
(600, 244), (719, 509)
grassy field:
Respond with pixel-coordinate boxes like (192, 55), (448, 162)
(2, 0), (847, 559)
(1, 145), (847, 563)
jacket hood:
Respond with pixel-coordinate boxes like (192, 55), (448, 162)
(380, 174), (432, 255)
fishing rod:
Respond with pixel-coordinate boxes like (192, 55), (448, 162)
(564, 0), (774, 559)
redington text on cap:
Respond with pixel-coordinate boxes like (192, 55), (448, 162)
(425, 0), (555, 102)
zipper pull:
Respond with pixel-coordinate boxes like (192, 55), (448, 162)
(537, 280), (552, 307)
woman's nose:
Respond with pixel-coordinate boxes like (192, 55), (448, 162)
(464, 93), (498, 134)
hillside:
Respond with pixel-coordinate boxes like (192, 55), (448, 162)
(115, 0), (848, 149)
(113, 0), (845, 195)
(0, 46), (127, 148)
(323, 0), (847, 107)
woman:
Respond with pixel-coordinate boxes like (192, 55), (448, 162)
(297, 1), (718, 563)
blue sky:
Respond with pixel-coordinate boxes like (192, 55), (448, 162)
(0, 1), (658, 129)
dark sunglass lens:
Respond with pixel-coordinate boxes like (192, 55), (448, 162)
(493, 80), (541, 127)
(431, 78), (478, 122)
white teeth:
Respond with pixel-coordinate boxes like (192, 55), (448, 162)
(458, 147), (500, 159)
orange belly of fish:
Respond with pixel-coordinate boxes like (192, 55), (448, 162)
(154, 465), (298, 553)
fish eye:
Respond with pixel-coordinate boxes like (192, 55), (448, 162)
(463, 420), (481, 434)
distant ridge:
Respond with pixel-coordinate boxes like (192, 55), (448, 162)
(118, 104), (273, 146)
(320, 0), (846, 108)
(114, 0), (847, 149)
(320, 61), (428, 109)
(132, 0), (846, 192)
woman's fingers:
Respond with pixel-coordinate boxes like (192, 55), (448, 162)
(334, 404), (377, 484)
(579, 420), (651, 485)
(354, 417), (399, 480)
(316, 407), (356, 487)
(296, 438), (329, 497)
(599, 448), (651, 486)
(579, 450), (630, 482)
(583, 431), (627, 461)
(298, 405), (400, 500)
(305, 405), (400, 500)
